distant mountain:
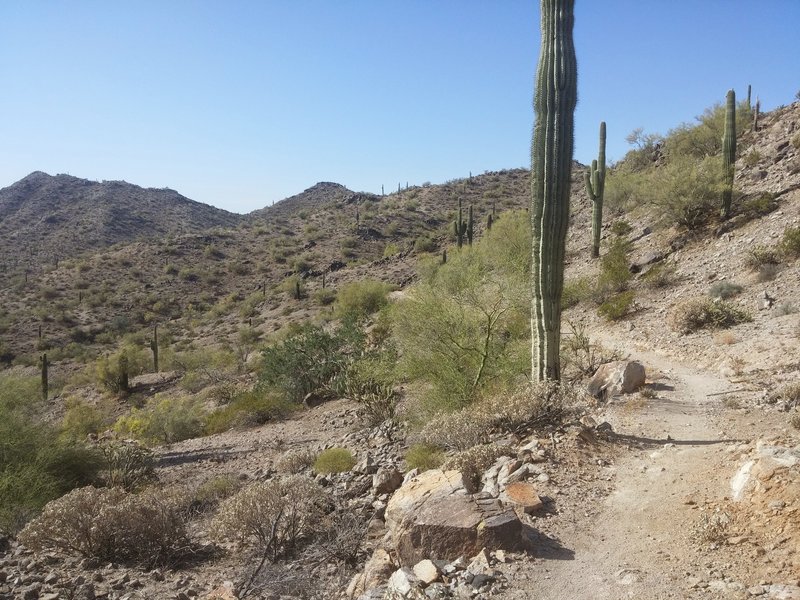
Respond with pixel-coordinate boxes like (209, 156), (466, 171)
(0, 172), (243, 265)
(249, 182), (366, 219)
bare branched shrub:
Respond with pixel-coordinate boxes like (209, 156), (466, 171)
(442, 444), (511, 493)
(768, 382), (800, 408)
(692, 509), (731, 544)
(306, 511), (367, 567)
(19, 486), (189, 567)
(417, 410), (493, 451)
(275, 448), (318, 474)
(211, 475), (322, 563)
(97, 440), (155, 491)
(561, 321), (621, 381)
(479, 381), (583, 437)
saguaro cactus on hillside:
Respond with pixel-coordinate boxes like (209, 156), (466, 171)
(150, 324), (159, 373)
(584, 121), (606, 259)
(530, 0), (577, 381)
(467, 204), (474, 246)
(454, 198), (467, 249)
(41, 353), (48, 400)
(721, 89), (736, 219)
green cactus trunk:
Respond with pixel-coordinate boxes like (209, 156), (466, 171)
(530, 0), (577, 381)
(454, 198), (466, 249)
(41, 353), (48, 400)
(584, 122), (606, 259)
(721, 89), (736, 219)
(467, 205), (474, 246)
(150, 324), (159, 373)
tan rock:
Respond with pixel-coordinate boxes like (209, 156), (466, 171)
(501, 482), (544, 514)
(373, 466), (404, 495)
(386, 469), (522, 566)
(588, 360), (646, 399)
(412, 559), (440, 585)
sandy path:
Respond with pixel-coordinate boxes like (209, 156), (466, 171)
(500, 338), (742, 600)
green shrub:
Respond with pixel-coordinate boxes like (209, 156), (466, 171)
(670, 298), (752, 334)
(745, 245), (781, 270)
(597, 239), (632, 298)
(780, 226), (800, 259)
(792, 132), (800, 150)
(313, 288), (337, 306)
(275, 448), (318, 474)
(404, 444), (445, 472)
(709, 281), (743, 300)
(96, 345), (149, 394)
(610, 220), (633, 237)
(561, 277), (593, 309)
(413, 235), (437, 253)
(204, 389), (294, 434)
(259, 320), (365, 403)
(641, 263), (677, 289)
(344, 375), (397, 426)
(178, 268), (199, 282)
(742, 150), (761, 167)
(96, 441), (155, 491)
(190, 474), (242, 512)
(383, 242), (401, 258)
(114, 394), (206, 445)
(313, 448), (356, 474)
(60, 398), (114, 443)
(335, 280), (391, 317)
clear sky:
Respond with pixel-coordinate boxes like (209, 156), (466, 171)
(1, 1), (798, 214)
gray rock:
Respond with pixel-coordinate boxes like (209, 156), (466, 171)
(588, 360), (646, 399)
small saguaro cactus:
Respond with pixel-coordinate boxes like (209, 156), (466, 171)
(381, 184), (385, 196)
(487, 213), (493, 231)
(442, 248), (447, 264)
(530, 0), (577, 381)
(355, 206), (360, 228)
(454, 198), (467, 249)
(322, 271), (327, 289)
(150, 324), (159, 373)
(294, 280), (302, 300)
(721, 89), (736, 219)
(467, 205), (474, 246)
(584, 121), (607, 259)
(41, 353), (48, 400)
(746, 84), (752, 110)
(753, 97), (760, 131)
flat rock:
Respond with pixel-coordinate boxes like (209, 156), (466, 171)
(501, 482), (544, 514)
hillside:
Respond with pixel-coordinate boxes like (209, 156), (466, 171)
(0, 102), (799, 600)
(0, 171), (243, 269)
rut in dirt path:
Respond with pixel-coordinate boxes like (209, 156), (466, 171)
(500, 345), (741, 600)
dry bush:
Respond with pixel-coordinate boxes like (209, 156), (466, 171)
(275, 448), (318, 474)
(479, 381), (583, 437)
(561, 321), (621, 380)
(692, 509), (731, 544)
(345, 376), (397, 426)
(768, 382), (800, 408)
(96, 440), (155, 491)
(19, 486), (189, 567)
(211, 475), (322, 562)
(417, 410), (493, 452)
(305, 511), (367, 567)
(745, 245), (780, 270)
(669, 298), (752, 334)
(791, 412), (800, 430)
(190, 474), (242, 513)
(442, 444), (511, 493)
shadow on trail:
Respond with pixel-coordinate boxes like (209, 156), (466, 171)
(606, 432), (741, 448)
(156, 446), (250, 467)
(521, 527), (575, 561)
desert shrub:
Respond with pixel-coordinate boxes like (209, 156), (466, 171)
(340, 236), (358, 249)
(669, 298), (752, 334)
(204, 389), (294, 434)
(178, 268), (199, 282)
(597, 238), (632, 298)
(780, 226), (800, 259)
(745, 245), (781, 270)
(404, 444), (445, 472)
(561, 277), (593, 309)
(259, 320), (365, 403)
(344, 375), (396, 426)
(774, 302), (798, 317)
(310, 511), (367, 567)
(598, 290), (636, 321)
(96, 440), (155, 491)
(313, 288), (337, 306)
(0, 375), (101, 534)
(610, 220), (633, 237)
(479, 381), (581, 437)
(561, 322), (621, 381)
(417, 409), (493, 452)
(393, 212), (530, 416)
(59, 398), (114, 443)
(170, 346), (237, 392)
(275, 448), (318, 474)
(190, 474), (242, 512)
(19, 486), (189, 567)
(739, 192), (777, 219)
(95, 344), (149, 394)
(335, 280), (391, 317)
(709, 281), (743, 300)
(413, 235), (437, 253)
(313, 448), (356, 474)
(294, 256), (313, 273)
(792, 132), (800, 150)
(114, 394), (206, 445)
(767, 382), (800, 408)
(211, 476), (323, 562)
(641, 263), (677, 289)
(742, 150), (761, 167)
(756, 263), (780, 282)
(383, 242), (401, 258)
(442, 444), (511, 493)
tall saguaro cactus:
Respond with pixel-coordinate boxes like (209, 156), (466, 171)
(41, 353), (48, 400)
(150, 324), (159, 373)
(467, 204), (474, 246)
(584, 121), (606, 259)
(721, 89), (736, 219)
(530, 0), (577, 381)
(454, 198), (467, 249)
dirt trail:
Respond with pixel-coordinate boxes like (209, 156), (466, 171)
(501, 337), (744, 600)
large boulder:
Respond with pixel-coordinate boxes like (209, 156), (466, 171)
(588, 360), (646, 399)
(385, 470), (522, 566)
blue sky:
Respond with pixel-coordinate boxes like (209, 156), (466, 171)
(1, 1), (798, 214)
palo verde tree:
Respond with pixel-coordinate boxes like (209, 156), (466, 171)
(530, 0), (577, 381)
